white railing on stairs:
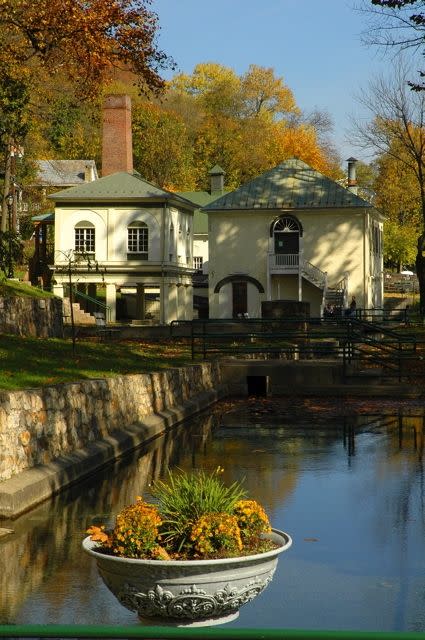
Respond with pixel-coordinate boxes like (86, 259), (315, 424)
(301, 260), (327, 289)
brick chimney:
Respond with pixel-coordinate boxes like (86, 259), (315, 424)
(209, 164), (225, 196)
(102, 94), (133, 176)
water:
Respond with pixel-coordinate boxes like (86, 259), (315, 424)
(1, 397), (425, 632)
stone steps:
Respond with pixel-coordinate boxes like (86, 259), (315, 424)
(62, 298), (96, 324)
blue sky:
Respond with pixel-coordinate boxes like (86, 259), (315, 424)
(152, 0), (393, 166)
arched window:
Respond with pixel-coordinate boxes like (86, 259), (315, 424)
(272, 216), (301, 255)
(75, 221), (95, 255)
(127, 221), (148, 260)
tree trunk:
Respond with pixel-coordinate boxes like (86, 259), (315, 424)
(416, 234), (425, 316)
(1, 144), (11, 233)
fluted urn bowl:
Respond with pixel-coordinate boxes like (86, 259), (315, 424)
(83, 528), (292, 627)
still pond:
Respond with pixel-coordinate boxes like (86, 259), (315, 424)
(1, 396), (425, 632)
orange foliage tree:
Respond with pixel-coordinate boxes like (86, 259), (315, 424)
(131, 63), (341, 190)
(0, 0), (174, 227)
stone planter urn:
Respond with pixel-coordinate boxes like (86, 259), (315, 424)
(83, 528), (292, 627)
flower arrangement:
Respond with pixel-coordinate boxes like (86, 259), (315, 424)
(87, 467), (276, 561)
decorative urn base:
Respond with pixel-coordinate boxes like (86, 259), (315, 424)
(83, 528), (292, 627)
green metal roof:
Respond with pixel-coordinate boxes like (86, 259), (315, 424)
(31, 212), (55, 223)
(49, 171), (197, 209)
(177, 191), (221, 234)
(203, 158), (372, 212)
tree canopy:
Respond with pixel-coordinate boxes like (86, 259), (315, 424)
(0, 0), (173, 99)
(134, 63), (341, 190)
(352, 63), (425, 309)
(0, 0), (174, 232)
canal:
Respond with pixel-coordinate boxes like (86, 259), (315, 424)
(1, 396), (424, 632)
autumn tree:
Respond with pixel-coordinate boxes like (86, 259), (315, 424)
(374, 150), (420, 269)
(161, 63), (340, 190)
(0, 0), (174, 232)
(132, 101), (196, 190)
(351, 64), (425, 311)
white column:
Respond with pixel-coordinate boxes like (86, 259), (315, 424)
(266, 253), (271, 301)
(167, 283), (178, 323)
(298, 250), (302, 301)
(52, 283), (64, 298)
(160, 280), (166, 324)
(106, 283), (116, 322)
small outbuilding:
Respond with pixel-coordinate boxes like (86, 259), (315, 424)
(202, 158), (384, 318)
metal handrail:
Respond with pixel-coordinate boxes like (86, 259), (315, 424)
(1, 626), (425, 639)
(74, 290), (112, 322)
(302, 260), (327, 288)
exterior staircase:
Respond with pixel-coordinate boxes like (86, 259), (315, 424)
(324, 287), (345, 316)
(62, 298), (96, 324)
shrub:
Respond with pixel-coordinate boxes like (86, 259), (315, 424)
(152, 467), (246, 553)
(87, 468), (277, 561)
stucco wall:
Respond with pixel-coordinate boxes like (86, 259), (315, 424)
(0, 362), (222, 483)
(208, 207), (374, 317)
(54, 205), (194, 266)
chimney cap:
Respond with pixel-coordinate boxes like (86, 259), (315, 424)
(346, 156), (358, 163)
(208, 164), (225, 176)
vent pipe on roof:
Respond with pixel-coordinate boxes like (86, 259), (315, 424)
(347, 157), (358, 195)
(84, 163), (96, 182)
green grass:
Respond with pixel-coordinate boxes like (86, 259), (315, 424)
(0, 335), (192, 390)
(0, 278), (55, 299)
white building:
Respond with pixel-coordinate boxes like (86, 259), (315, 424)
(203, 158), (384, 318)
(50, 171), (197, 323)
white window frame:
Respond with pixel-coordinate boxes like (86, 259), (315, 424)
(74, 222), (95, 255)
(127, 222), (149, 259)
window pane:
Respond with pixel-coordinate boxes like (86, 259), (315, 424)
(128, 227), (148, 253)
(75, 228), (95, 253)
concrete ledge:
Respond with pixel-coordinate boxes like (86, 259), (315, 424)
(0, 386), (227, 519)
(220, 359), (425, 398)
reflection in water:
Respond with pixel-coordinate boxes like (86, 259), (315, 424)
(1, 399), (425, 631)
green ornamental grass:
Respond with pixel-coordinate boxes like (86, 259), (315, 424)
(151, 467), (247, 553)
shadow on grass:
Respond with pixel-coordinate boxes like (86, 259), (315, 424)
(0, 335), (192, 390)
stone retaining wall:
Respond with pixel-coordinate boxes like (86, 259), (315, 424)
(0, 362), (222, 483)
(0, 296), (63, 337)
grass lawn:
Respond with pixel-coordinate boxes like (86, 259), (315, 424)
(0, 279), (55, 299)
(0, 335), (193, 391)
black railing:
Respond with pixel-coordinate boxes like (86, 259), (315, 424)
(169, 317), (422, 383)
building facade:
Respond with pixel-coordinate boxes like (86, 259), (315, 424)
(203, 158), (384, 318)
(50, 171), (196, 323)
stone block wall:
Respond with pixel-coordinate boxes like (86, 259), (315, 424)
(0, 297), (63, 337)
(0, 362), (222, 482)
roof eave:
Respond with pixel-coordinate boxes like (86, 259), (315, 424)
(203, 203), (373, 213)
